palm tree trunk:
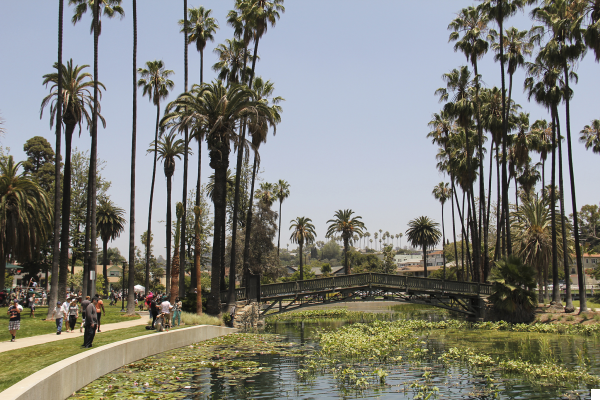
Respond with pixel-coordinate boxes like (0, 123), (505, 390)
(193, 46), (204, 299)
(277, 201), (283, 259)
(48, 0), (64, 320)
(179, 0), (189, 299)
(423, 244), (428, 278)
(557, 109), (574, 312)
(57, 124), (75, 303)
(200, 48), (203, 85)
(102, 239), (108, 296)
(170, 247), (180, 304)
(88, 0), (100, 298)
(299, 241), (304, 281)
(441, 203), (446, 281)
(550, 107), (560, 305)
(220, 224), (226, 291)
(563, 65), (586, 313)
(166, 175), (172, 295)
(514, 177), (519, 213)
(451, 181), (460, 281)
(473, 60), (487, 283)
(496, 146), (502, 260)
(127, 0), (138, 316)
(499, 14), (512, 257)
(195, 231), (202, 314)
(146, 103), (160, 297)
(241, 154), (259, 288)
(344, 238), (349, 275)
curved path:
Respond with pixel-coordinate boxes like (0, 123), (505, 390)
(0, 311), (149, 354)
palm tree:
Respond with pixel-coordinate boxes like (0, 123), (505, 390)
(212, 39), (251, 85)
(161, 81), (274, 315)
(138, 60), (175, 295)
(149, 133), (187, 295)
(489, 256), (537, 323)
(580, 119), (600, 154)
(406, 216), (442, 278)
(326, 210), (366, 275)
(180, 6), (219, 85)
(128, 0), (137, 315)
(373, 232), (379, 250)
(275, 179), (290, 259)
(48, 0), (64, 321)
(533, 0), (588, 311)
(179, 0), (190, 301)
(193, 205), (203, 314)
(170, 202), (183, 304)
(40, 60), (105, 304)
(0, 157), (53, 290)
(70, 0), (124, 298)
(96, 199), (125, 296)
(433, 182), (452, 280)
(398, 232), (403, 249)
(289, 217), (316, 281)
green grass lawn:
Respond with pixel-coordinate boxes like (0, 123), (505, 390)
(571, 300), (600, 309)
(0, 304), (140, 342)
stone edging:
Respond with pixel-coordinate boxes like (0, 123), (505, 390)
(1, 325), (237, 400)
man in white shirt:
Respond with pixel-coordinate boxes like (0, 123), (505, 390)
(160, 297), (173, 332)
(52, 301), (66, 335)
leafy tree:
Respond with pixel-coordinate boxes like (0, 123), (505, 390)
(22, 136), (57, 193)
(320, 263), (332, 276)
(321, 240), (340, 260)
(382, 245), (396, 274)
(489, 256), (537, 323)
(578, 204), (600, 251)
(406, 216), (442, 278)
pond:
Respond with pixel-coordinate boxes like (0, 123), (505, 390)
(69, 302), (600, 399)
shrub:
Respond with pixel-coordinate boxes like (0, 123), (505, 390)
(180, 311), (223, 326)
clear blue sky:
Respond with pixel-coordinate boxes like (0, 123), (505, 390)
(1, 1), (599, 258)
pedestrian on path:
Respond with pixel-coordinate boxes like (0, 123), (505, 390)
(80, 296), (90, 333)
(52, 301), (65, 335)
(95, 294), (105, 332)
(172, 297), (182, 327)
(68, 299), (79, 333)
(29, 294), (35, 318)
(82, 297), (98, 348)
(61, 299), (70, 331)
(160, 296), (172, 332)
(7, 299), (22, 342)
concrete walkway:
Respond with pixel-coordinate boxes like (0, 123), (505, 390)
(0, 312), (150, 354)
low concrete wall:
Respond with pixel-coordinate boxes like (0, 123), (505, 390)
(2, 325), (236, 400)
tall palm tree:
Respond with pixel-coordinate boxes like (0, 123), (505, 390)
(170, 202), (183, 304)
(138, 60), (175, 295)
(193, 205), (203, 314)
(48, 0), (64, 321)
(241, 77), (282, 288)
(398, 232), (403, 249)
(161, 81), (274, 315)
(289, 217), (316, 281)
(326, 210), (366, 275)
(179, 6), (218, 296)
(70, 0), (124, 298)
(128, 0), (137, 315)
(532, 0), (588, 311)
(433, 182), (452, 280)
(180, 0), (190, 300)
(96, 199), (125, 296)
(580, 120), (600, 154)
(40, 60), (105, 304)
(373, 232), (378, 250)
(212, 39), (251, 85)
(275, 179), (290, 259)
(406, 216), (442, 278)
(149, 133), (187, 295)
(180, 6), (219, 85)
(0, 157), (52, 290)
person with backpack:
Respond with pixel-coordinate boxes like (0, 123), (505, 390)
(7, 299), (22, 342)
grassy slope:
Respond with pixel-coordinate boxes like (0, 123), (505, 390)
(0, 305), (140, 342)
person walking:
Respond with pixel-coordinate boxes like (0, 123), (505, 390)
(95, 294), (105, 332)
(61, 298), (71, 331)
(82, 297), (98, 348)
(160, 296), (173, 332)
(68, 298), (79, 333)
(172, 297), (182, 327)
(7, 299), (22, 342)
(42, 290), (47, 306)
(51, 301), (65, 335)
(80, 296), (90, 333)
(29, 293), (36, 318)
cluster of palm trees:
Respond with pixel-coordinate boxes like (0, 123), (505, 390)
(31, 0), (286, 317)
(427, 0), (600, 312)
(339, 230), (403, 252)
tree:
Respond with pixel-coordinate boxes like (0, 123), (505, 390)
(96, 199), (125, 296)
(162, 81), (274, 315)
(432, 182), (452, 280)
(289, 217), (316, 281)
(580, 119), (600, 155)
(40, 59), (104, 305)
(128, 0), (138, 316)
(274, 179), (290, 259)
(406, 216), (442, 278)
(22, 137), (57, 193)
(0, 157), (52, 290)
(138, 59), (175, 296)
(180, 6), (219, 86)
(382, 245), (395, 274)
(489, 256), (537, 323)
(170, 202), (183, 304)
(149, 133), (186, 296)
(326, 210), (366, 275)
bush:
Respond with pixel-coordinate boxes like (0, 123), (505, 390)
(222, 312), (232, 327)
(181, 292), (207, 314)
(488, 256), (537, 323)
(180, 311), (222, 326)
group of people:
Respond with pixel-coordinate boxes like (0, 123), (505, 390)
(144, 293), (183, 331)
(7, 294), (105, 348)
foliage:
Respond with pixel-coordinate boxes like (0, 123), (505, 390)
(347, 249), (382, 273)
(489, 256), (537, 323)
(281, 268), (316, 282)
(222, 311), (232, 326)
(320, 240), (341, 260)
(22, 136), (57, 193)
(381, 245), (396, 274)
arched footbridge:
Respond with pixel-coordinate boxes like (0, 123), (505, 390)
(222, 273), (493, 319)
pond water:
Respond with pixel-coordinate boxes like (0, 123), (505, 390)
(70, 302), (600, 399)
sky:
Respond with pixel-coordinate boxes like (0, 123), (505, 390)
(1, 1), (599, 259)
